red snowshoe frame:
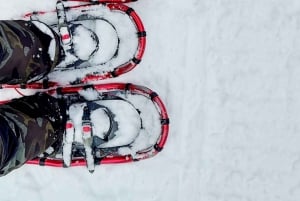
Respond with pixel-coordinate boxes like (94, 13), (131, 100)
(0, 1), (146, 90)
(26, 83), (169, 167)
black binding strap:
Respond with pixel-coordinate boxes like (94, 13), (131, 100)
(42, 79), (49, 89)
(137, 31), (146, 38)
(83, 84), (94, 90)
(126, 8), (134, 15)
(86, 102), (118, 142)
(132, 57), (141, 64)
(111, 69), (118, 77)
(82, 106), (91, 122)
(20, 83), (26, 89)
(154, 144), (163, 152)
(94, 158), (102, 165)
(161, 118), (170, 125)
(125, 83), (132, 92)
(150, 92), (158, 100)
(39, 158), (46, 166)
(56, 87), (63, 95)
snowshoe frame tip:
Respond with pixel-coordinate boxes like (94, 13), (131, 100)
(26, 83), (169, 167)
(0, 2), (146, 90)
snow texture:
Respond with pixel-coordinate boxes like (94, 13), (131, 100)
(72, 25), (98, 60)
(1, 0), (300, 201)
(95, 100), (141, 148)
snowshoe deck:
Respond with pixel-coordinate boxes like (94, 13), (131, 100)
(26, 83), (169, 168)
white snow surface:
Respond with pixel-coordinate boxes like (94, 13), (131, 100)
(1, 0), (300, 201)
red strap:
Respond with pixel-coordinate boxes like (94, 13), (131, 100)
(62, 34), (71, 40)
(83, 125), (92, 133)
(66, 122), (73, 129)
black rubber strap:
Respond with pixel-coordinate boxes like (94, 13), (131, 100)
(161, 118), (170, 125)
(150, 92), (158, 100)
(39, 158), (46, 166)
(111, 69), (118, 78)
(42, 79), (49, 89)
(131, 57), (141, 64)
(56, 87), (63, 95)
(125, 83), (132, 92)
(83, 84), (94, 90)
(82, 106), (91, 122)
(137, 31), (146, 38)
(154, 144), (163, 152)
(94, 158), (102, 165)
(126, 8), (134, 15)
(20, 83), (26, 89)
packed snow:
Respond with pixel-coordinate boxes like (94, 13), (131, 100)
(1, 0), (300, 201)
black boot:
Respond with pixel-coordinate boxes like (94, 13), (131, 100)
(0, 20), (62, 84)
(0, 93), (66, 176)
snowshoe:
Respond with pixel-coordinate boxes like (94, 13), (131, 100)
(0, 1), (146, 89)
(26, 83), (169, 172)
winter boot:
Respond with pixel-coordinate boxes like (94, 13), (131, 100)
(0, 20), (62, 84)
(0, 93), (66, 176)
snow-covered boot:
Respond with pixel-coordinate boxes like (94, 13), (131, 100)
(0, 20), (62, 84)
(0, 93), (66, 176)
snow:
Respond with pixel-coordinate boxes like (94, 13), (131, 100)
(125, 94), (162, 150)
(90, 107), (111, 139)
(31, 21), (56, 61)
(97, 100), (141, 148)
(72, 25), (98, 60)
(1, 0), (300, 201)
